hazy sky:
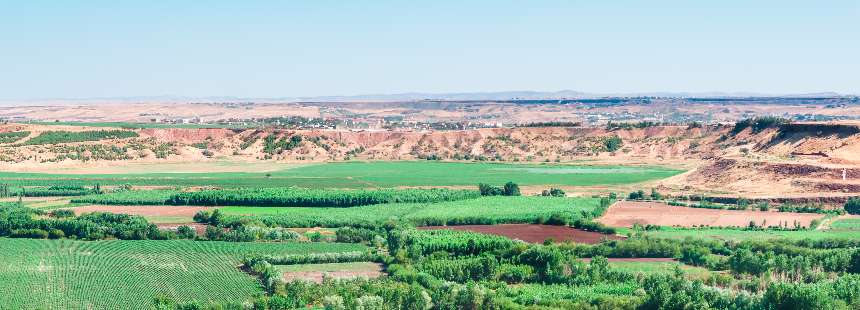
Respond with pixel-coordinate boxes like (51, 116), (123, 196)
(1, 0), (858, 99)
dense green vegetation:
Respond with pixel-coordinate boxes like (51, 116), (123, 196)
(0, 161), (683, 188)
(213, 196), (604, 228)
(73, 189), (176, 205)
(167, 188), (480, 207)
(0, 238), (365, 309)
(0, 131), (30, 143)
(218, 224), (860, 310)
(75, 188), (480, 207)
(845, 198), (860, 215)
(0, 184), (100, 198)
(731, 116), (791, 135)
(0, 203), (167, 240)
(22, 130), (139, 145)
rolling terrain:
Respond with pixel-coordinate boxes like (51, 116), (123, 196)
(2, 120), (859, 203)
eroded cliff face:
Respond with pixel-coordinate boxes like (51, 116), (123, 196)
(4, 122), (860, 200)
(666, 123), (860, 198)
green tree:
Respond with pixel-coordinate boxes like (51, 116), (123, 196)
(845, 198), (860, 215)
(503, 182), (521, 196)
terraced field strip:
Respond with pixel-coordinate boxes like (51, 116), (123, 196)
(0, 238), (366, 309)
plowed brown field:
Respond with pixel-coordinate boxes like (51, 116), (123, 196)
(72, 205), (213, 217)
(597, 201), (825, 228)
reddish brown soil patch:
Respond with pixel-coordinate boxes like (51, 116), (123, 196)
(72, 205), (213, 217)
(281, 263), (384, 284)
(418, 224), (624, 244)
(597, 201), (825, 228)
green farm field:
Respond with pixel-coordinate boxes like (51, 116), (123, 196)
(640, 225), (860, 241)
(829, 218), (860, 231)
(0, 161), (682, 188)
(607, 260), (712, 279)
(0, 238), (366, 309)
(217, 196), (601, 227)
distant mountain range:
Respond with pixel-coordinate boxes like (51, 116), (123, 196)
(0, 91), (852, 105)
(296, 90), (849, 102)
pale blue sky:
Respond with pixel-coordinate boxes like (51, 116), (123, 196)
(1, 0), (858, 99)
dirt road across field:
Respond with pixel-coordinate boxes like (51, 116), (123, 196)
(597, 201), (825, 228)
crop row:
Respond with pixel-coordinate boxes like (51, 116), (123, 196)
(74, 188), (480, 208)
(215, 196), (601, 228)
(0, 238), (366, 309)
(167, 188), (480, 207)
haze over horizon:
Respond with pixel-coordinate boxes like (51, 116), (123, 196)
(2, 1), (858, 100)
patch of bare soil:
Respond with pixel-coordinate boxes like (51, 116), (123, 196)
(72, 205), (213, 217)
(418, 224), (624, 244)
(597, 201), (825, 228)
(282, 263), (384, 284)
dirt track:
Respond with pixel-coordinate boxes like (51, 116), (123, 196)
(418, 224), (624, 244)
(597, 201), (825, 228)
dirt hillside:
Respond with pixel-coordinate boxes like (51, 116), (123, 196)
(3, 122), (860, 201)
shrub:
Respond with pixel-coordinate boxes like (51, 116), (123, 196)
(11, 229), (49, 239)
(845, 198), (860, 215)
(649, 188), (661, 200)
(479, 183), (504, 196)
(603, 136), (623, 152)
(732, 116), (790, 135)
(541, 188), (566, 197)
(628, 190), (645, 200)
(48, 229), (65, 239)
(503, 182), (521, 196)
(193, 210), (211, 223)
(49, 209), (75, 218)
(177, 225), (196, 239)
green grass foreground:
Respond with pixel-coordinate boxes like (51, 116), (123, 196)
(0, 238), (366, 309)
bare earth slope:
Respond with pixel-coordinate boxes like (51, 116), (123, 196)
(3, 121), (860, 202)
